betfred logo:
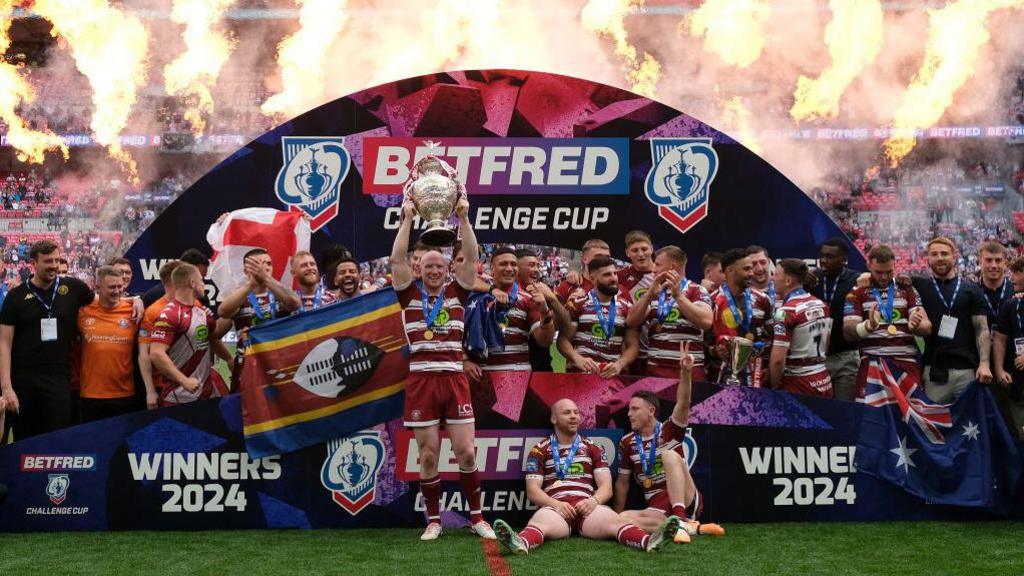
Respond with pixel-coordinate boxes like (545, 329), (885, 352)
(362, 137), (630, 195)
(394, 429), (622, 481)
(21, 454), (97, 472)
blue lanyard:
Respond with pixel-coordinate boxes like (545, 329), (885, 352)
(822, 271), (843, 303)
(550, 434), (581, 480)
(590, 290), (616, 340)
(497, 283), (519, 324)
(872, 282), (896, 323)
(634, 422), (661, 478)
(248, 291), (276, 322)
(418, 281), (444, 328)
(983, 279), (1009, 318)
(1016, 299), (1023, 335)
(28, 276), (59, 317)
(657, 279), (690, 323)
(722, 286), (753, 334)
(299, 285), (323, 312)
(931, 276), (961, 314)
(784, 288), (807, 304)
(767, 279), (776, 307)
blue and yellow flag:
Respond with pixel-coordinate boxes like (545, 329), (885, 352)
(241, 289), (408, 458)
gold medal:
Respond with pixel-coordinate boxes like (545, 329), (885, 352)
(744, 332), (754, 341)
(887, 324), (898, 335)
(499, 322), (508, 331)
(643, 477), (653, 489)
(423, 329), (434, 340)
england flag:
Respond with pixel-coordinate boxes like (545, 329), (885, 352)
(206, 208), (311, 296)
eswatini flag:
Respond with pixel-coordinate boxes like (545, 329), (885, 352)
(241, 289), (408, 458)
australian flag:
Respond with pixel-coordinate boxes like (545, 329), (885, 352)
(855, 357), (1021, 508)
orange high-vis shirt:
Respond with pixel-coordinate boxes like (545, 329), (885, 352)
(77, 299), (138, 399)
(139, 296), (169, 344)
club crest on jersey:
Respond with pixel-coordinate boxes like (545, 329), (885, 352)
(46, 473), (70, 505)
(321, 431), (386, 515)
(275, 136), (351, 232)
(644, 138), (719, 234)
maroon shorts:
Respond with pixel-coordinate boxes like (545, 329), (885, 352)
(780, 370), (833, 398)
(645, 364), (707, 382)
(403, 372), (474, 428)
(542, 495), (588, 534)
(646, 488), (703, 520)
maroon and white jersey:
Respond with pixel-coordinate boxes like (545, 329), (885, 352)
(617, 265), (656, 303)
(295, 287), (337, 313)
(772, 290), (832, 377)
(481, 284), (543, 371)
(844, 283), (923, 360)
(525, 435), (609, 502)
(149, 299), (217, 405)
(567, 291), (631, 367)
(641, 281), (712, 371)
(233, 291), (285, 348)
(617, 417), (688, 504)
(396, 281), (470, 373)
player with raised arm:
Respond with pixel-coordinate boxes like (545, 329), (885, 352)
(614, 342), (725, 542)
(389, 197), (494, 541)
(492, 399), (680, 555)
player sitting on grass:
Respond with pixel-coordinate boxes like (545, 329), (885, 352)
(615, 342), (725, 543)
(492, 399), (680, 554)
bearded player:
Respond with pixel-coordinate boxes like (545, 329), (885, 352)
(390, 198), (494, 541)
(492, 399), (680, 555)
(614, 342), (724, 543)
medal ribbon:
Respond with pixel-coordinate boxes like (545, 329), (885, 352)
(657, 279), (690, 323)
(419, 281), (444, 328)
(550, 433), (581, 481)
(784, 288), (807, 304)
(872, 282), (896, 324)
(635, 422), (662, 481)
(299, 285), (323, 312)
(722, 286), (753, 335)
(590, 290), (616, 340)
(248, 291), (276, 322)
(496, 283), (519, 325)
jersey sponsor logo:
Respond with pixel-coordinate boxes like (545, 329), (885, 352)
(46, 474), (70, 505)
(275, 136), (351, 232)
(292, 337), (384, 398)
(644, 138), (719, 234)
(320, 431), (386, 516)
(57, 284), (69, 295)
(774, 323), (787, 336)
(20, 454), (97, 472)
(362, 137), (630, 195)
(195, 324), (209, 343)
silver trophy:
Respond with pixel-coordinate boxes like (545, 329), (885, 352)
(726, 336), (755, 386)
(403, 143), (464, 247)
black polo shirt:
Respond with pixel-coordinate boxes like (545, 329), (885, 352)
(980, 278), (1012, 329)
(0, 276), (94, 376)
(810, 266), (860, 354)
(994, 298), (1024, 388)
(911, 275), (985, 370)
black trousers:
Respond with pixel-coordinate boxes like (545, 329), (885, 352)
(79, 396), (138, 423)
(8, 373), (71, 441)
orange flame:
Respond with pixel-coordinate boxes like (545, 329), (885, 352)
(0, 1), (67, 163)
(721, 95), (761, 154)
(882, 0), (1024, 167)
(164, 0), (236, 136)
(34, 0), (149, 181)
(581, 0), (661, 97)
(791, 0), (883, 122)
(262, 0), (348, 118)
(687, 0), (770, 68)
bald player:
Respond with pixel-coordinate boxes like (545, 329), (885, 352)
(492, 398), (680, 555)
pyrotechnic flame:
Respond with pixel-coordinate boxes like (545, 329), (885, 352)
(581, 0), (661, 98)
(790, 0), (883, 122)
(34, 0), (149, 181)
(687, 0), (770, 68)
(0, 1), (67, 163)
(721, 95), (761, 154)
(863, 165), (881, 183)
(363, 0), (501, 93)
(164, 0), (236, 136)
(261, 0), (348, 118)
(882, 0), (1024, 167)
